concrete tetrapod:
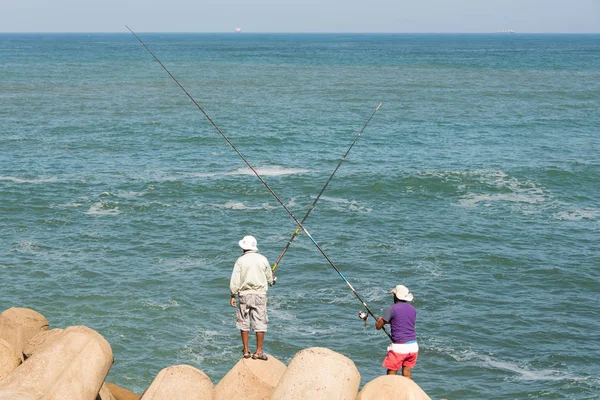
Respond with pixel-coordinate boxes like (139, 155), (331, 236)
(0, 325), (114, 400)
(105, 382), (142, 400)
(0, 308), (49, 362)
(356, 375), (432, 400)
(271, 347), (361, 400)
(140, 365), (214, 400)
(22, 329), (140, 400)
(215, 354), (286, 400)
(0, 338), (21, 380)
(98, 383), (118, 400)
(22, 328), (64, 359)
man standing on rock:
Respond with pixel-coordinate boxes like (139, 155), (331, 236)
(230, 235), (274, 360)
(376, 284), (418, 378)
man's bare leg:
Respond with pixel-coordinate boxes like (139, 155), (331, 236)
(256, 331), (265, 355)
(386, 369), (398, 375)
(241, 330), (250, 354)
(402, 367), (412, 379)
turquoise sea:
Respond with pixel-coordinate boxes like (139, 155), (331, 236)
(1, 33), (599, 399)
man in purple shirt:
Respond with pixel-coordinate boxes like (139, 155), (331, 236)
(376, 284), (419, 378)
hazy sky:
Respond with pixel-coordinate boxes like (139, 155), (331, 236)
(1, 0), (598, 33)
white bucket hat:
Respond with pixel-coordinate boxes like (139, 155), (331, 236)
(390, 285), (413, 302)
(238, 235), (258, 251)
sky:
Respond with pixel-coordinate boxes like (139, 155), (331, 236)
(0, 0), (598, 33)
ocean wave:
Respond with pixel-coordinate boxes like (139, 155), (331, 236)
(431, 341), (591, 383)
(141, 299), (179, 310)
(84, 203), (122, 215)
(54, 202), (84, 208)
(454, 170), (549, 208)
(482, 356), (590, 382)
(212, 201), (276, 211)
(319, 196), (372, 213)
(0, 175), (58, 184)
(228, 165), (310, 177)
(9, 241), (43, 254)
(114, 190), (148, 198)
(554, 208), (597, 221)
(458, 191), (547, 207)
(185, 172), (219, 179)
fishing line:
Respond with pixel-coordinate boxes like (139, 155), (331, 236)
(127, 26), (391, 341)
(271, 102), (382, 272)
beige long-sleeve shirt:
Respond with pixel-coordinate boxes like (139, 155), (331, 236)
(229, 251), (273, 296)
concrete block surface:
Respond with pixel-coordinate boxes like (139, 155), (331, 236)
(0, 338), (21, 381)
(271, 347), (360, 400)
(356, 375), (431, 400)
(215, 354), (286, 400)
(0, 308), (49, 361)
(0, 325), (113, 400)
(141, 365), (214, 400)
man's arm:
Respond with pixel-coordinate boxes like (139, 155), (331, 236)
(264, 257), (274, 286)
(230, 262), (241, 307)
(376, 306), (392, 330)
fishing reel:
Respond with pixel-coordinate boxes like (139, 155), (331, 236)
(358, 311), (368, 327)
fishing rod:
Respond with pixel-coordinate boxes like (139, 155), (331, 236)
(271, 102), (382, 272)
(127, 26), (391, 341)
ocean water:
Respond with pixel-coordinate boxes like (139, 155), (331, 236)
(1, 32), (599, 399)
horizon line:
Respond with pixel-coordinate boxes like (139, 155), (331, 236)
(1, 31), (599, 35)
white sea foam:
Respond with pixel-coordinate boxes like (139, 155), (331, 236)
(147, 201), (172, 207)
(228, 165), (310, 176)
(456, 170), (549, 208)
(433, 342), (588, 382)
(10, 241), (42, 253)
(459, 191), (546, 207)
(114, 190), (147, 198)
(319, 195), (351, 204)
(0, 176), (58, 184)
(319, 196), (372, 213)
(412, 259), (444, 278)
(482, 356), (589, 382)
(555, 208), (597, 221)
(141, 299), (179, 310)
(84, 203), (122, 215)
(55, 202), (83, 208)
(270, 309), (298, 321)
(213, 201), (275, 211)
(185, 172), (218, 179)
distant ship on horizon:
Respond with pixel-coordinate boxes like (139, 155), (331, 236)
(498, 29), (516, 33)
(235, 27), (242, 33)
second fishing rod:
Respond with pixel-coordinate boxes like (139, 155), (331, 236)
(271, 102), (382, 272)
(127, 27), (391, 341)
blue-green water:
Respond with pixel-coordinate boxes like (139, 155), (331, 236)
(1, 33), (599, 399)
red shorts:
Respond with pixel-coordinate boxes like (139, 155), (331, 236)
(382, 350), (418, 371)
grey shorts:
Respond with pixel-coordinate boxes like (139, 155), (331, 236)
(236, 293), (268, 332)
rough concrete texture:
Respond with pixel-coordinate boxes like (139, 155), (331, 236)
(22, 328), (64, 359)
(356, 375), (432, 400)
(140, 365), (214, 400)
(0, 325), (114, 400)
(105, 382), (142, 400)
(0, 308), (49, 361)
(98, 383), (118, 400)
(0, 338), (21, 380)
(271, 347), (360, 400)
(215, 354), (286, 400)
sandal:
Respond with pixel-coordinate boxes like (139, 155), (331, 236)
(252, 352), (268, 361)
(242, 350), (252, 359)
